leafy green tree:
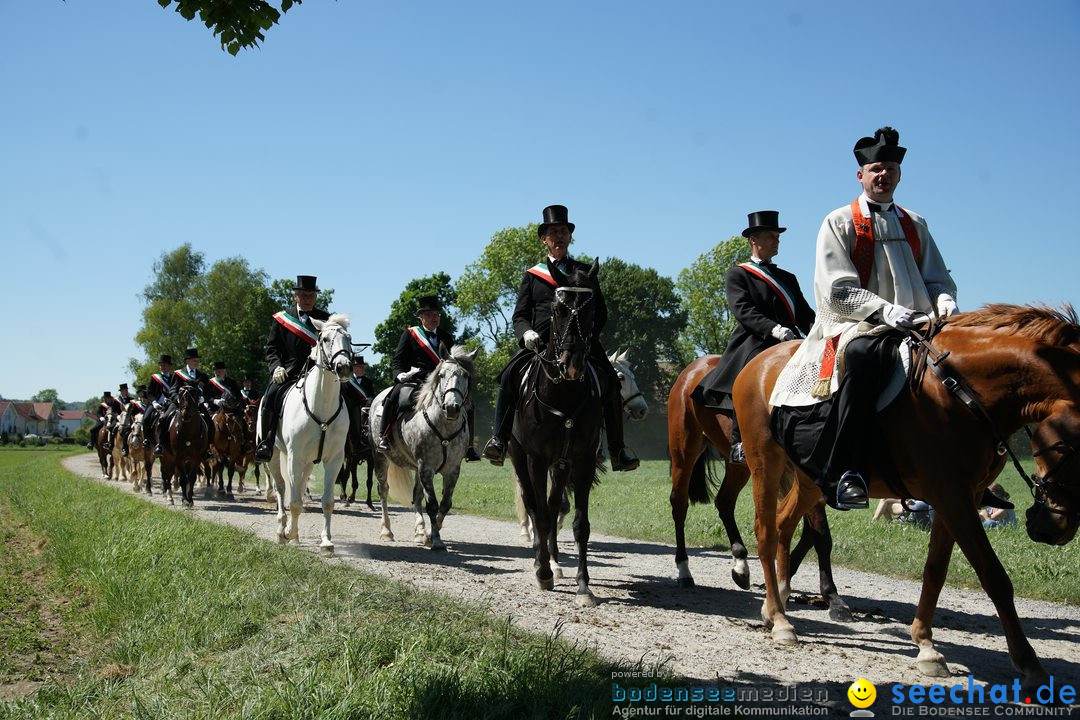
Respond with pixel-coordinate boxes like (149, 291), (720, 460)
(597, 258), (687, 400)
(157, 0), (301, 55)
(268, 278), (335, 313)
(676, 236), (751, 358)
(30, 389), (62, 405)
(370, 274), (458, 385)
(131, 244), (204, 380)
(456, 224), (543, 346)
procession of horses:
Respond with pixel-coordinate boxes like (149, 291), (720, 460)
(88, 288), (1079, 698)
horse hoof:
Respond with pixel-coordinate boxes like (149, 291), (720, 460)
(320, 545), (334, 558)
(380, 530), (395, 541)
(225, 493), (235, 501)
(916, 650), (949, 678)
(829, 603), (855, 622)
(575, 592), (597, 608)
(366, 502), (375, 511)
(169, 498), (175, 506)
(731, 568), (751, 591)
(277, 534), (287, 545)
(552, 566), (563, 580)
(536, 576), (555, 591)
(430, 542), (446, 552)
(772, 627), (798, 645)
(678, 576), (696, 589)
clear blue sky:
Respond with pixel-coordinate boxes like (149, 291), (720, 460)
(2, 1), (1077, 403)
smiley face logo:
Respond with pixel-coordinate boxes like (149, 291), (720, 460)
(848, 678), (876, 708)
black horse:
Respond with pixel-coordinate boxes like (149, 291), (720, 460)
(509, 259), (606, 607)
(337, 399), (376, 508)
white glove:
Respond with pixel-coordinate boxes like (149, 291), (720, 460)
(882, 303), (920, 330)
(523, 330), (541, 351)
(936, 294), (959, 317)
(213, 398), (224, 407)
(770, 325), (796, 342)
(396, 367), (421, 382)
(272, 366), (287, 384)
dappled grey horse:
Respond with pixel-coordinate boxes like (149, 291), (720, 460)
(369, 345), (477, 551)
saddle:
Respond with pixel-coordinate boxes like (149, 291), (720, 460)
(832, 325), (913, 411)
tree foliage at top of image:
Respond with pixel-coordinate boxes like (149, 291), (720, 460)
(677, 235), (751, 358)
(157, 0), (302, 55)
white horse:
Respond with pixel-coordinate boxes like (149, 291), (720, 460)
(260, 314), (353, 556)
(515, 348), (650, 545)
(369, 345), (477, 551)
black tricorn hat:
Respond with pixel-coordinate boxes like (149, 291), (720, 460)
(353, 355), (365, 366)
(416, 295), (441, 314)
(119, 383), (128, 391)
(159, 354), (173, 365)
(293, 275), (319, 292)
(537, 204), (575, 238)
(854, 126), (906, 166)
(213, 361), (226, 370)
(184, 348), (200, 360)
(742, 211), (787, 238)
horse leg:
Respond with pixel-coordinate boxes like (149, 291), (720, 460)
(752, 450), (798, 645)
(376, 457), (394, 541)
(522, 456), (554, 590)
(417, 464), (443, 551)
(365, 457), (376, 510)
(791, 500), (852, 621)
(319, 453), (340, 557)
(336, 463), (348, 503)
(910, 514), (953, 678)
(348, 462), (358, 505)
(668, 411), (704, 588)
(546, 467), (569, 579)
(435, 467), (460, 531)
(514, 476), (533, 545)
(571, 471), (596, 607)
(774, 471), (817, 609)
(715, 463), (752, 590)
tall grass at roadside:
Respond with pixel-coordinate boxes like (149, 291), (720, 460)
(0, 449), (652, 719)
(450, 459), (1080, 604)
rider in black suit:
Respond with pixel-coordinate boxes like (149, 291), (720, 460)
(482, 204), (639, 471)
(254, 275), (331, 461)
(376, 296), (480, 461)
(692, 211), (815, 462)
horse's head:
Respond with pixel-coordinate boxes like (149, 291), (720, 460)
(311, 314), (353, 380)
(547, 259), (598, 381)
(177, 385), (199, 419)
(608, 348), (648, 420)
(427, 345), (477, 421)
(1025, 405), (1080, 545)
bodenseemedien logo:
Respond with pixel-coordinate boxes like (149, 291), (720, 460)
(847, 678), (876, 717)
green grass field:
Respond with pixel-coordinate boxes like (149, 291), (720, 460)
(447, 459), (1080, 605)
(0, 448), (651, 719)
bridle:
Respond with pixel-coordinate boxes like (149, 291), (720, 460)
(420, 359), (471, 473)
(299, 323), (351, 463)
(616, 369), (645, 409)
(537, 286), (594, 383)
(909, 322), (1080, 523)
(314, 324), (353, 373)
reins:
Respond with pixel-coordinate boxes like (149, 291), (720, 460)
(297, 324), (349, 464)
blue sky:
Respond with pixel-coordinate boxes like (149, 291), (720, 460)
(2, 1), (1078, 403)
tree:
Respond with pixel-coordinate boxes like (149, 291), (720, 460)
(597, 258), (687, 400)
(370, 274), (458, 386)
(157, 0), (301, 55)
(456, 224), (543, 347)
(30, 389), (62, 405)
(131, 244), (205, 380)
(676, 236), (751, 358)
(268, 278), (335, 313)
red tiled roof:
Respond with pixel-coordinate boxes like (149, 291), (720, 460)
(59, 410), (86, 421)
(0, 400), (11, 416)
(13, 402), (54, 421)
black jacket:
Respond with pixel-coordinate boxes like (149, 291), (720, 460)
(265, 306), (331, 380)
(391, 326), (454, 380)
(175, 367), (212, 400)
(511, 257), (607, 350)
(695, 261), (815, 407)
(205, 375), (242, 403)
(342, 375), (376, 406)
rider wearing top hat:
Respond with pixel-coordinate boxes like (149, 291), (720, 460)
(481, 204), (639, 472)
(206, 360), (246, 452)
(167, 348), (213, 457)
(376, 296), (481, 461)
(255, 275), (331, 461)
(88, 390), (123, 450)
(769, 127), (960, 510)
(141, 353), (175, 450)
(116, 383), (137, 456)
(692, 211), (815, 463)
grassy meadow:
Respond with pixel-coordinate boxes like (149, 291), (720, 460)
(0, 448), (649, 719)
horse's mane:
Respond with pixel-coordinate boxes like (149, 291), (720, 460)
(325, 313), (350, 329)
(947, 304), (1080, 348)
(415, 345), (475, 409)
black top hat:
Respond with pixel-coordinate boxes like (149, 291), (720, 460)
(742, 211), (787, 238)
(353, 355), (365, 366)
(537, 204), (576, 238)
(213, 361), (227, 371)
(119, 383), (128, 391)
(854, 126), (906, 166)
(242, 374), (252, 382)
(293, 275), (319, 292)
(102, 391), (112, 398)
(136, 384), (148, 395)
(417, 295), (441, 314)
(159, 354), (173, 365)
(184, 348), (200, 360)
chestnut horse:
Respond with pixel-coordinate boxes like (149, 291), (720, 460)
(667, 354), (849, 619)
(734, 305), (1080, 694)
(210, 401), (246, 500)
(168, 385), (210, 507)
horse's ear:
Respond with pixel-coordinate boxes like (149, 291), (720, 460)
(466, 348), (479, 361)
(439, 342), (449, 360)
(588, 257), (600, 279)
(608, 351), (618, 364)
(311, 319), (325, 332)
(617, 349), (629, 364)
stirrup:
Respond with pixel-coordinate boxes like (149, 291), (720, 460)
(729, 442), (745, 465)
(482, 437), (506, 466)
(833, 471), (869, 511)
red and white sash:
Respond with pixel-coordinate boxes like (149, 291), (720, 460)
(526, 263), (558, 287)
(177, 367), (199, 383)
(348, 377), (369, 400)
(151, 372), (172, 392)
(208, 377), (229, 396)
(408, 326), (441, 364)
(737, 262), (801, 335)
(273, 311), (318, 347)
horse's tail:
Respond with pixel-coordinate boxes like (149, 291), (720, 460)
(385, 461), (415, 506)
(688, 445), (720, 505)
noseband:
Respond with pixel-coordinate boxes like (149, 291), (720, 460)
(538, 286), (594, 383)
(316, 325), (352, 372)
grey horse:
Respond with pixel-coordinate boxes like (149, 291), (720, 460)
(369, 344), (478, 551)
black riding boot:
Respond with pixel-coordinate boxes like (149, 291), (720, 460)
(254, 399), (277, 462)
(376, 391), (396, 452)
(156, 413), (172, 456)
(464, 407), (480, 462)
(482, 373), (516, 465)
(728, 413), (745, 465)
(603, 387), (639, 472)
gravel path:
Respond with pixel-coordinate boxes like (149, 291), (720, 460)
(64, 453), (1079, 712)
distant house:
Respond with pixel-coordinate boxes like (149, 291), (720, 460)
(0, 400), (15, 435)
(58, 409), (88, 437)
(13, 402), (59, 435)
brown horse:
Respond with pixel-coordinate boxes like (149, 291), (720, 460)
(93, 409), (115, 479)
(236, 402), (260, 495)
(667, 354), (850, 619)
(734, 305), (1080, 694)
(167, 385), (210, 507)
(210, 403), (246, 500)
